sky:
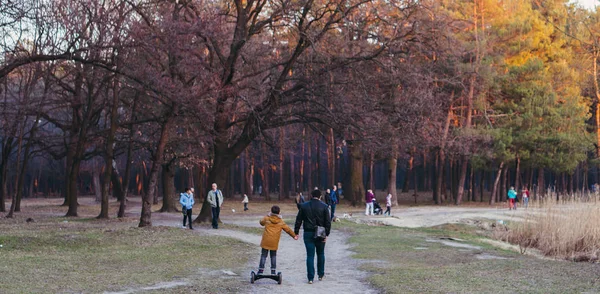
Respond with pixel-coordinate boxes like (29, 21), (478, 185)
(574, 0), (598, 9)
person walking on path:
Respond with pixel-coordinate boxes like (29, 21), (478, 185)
(294, 189), (331, 284)
(324, 189), (332, 208)
(257, 205), (298, 275)
(242, 194), (249, 211)
(179, 188), (194, 229)
(522, 187), (530, 209)
(330, 185), (339, 221)
(384, 193), (392, 216)
(207, 183), (224, 229)
(508, 186), (517, 210)
(365, 189), (375, 216)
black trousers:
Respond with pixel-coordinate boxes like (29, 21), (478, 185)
(182, 209), (193, 228)
(211, 206), (221, 228)
(258, 248), (277, 272)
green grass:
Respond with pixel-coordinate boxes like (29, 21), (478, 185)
(0, 216), (254, 293)
(339, 220), (600, 294)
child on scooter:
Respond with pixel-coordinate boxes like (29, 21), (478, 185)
(257, 205), (298, 275)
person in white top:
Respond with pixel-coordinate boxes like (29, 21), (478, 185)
(242, 194), (249, 211)
(384, 193), (392, 216)
(522, 187), (530, 209)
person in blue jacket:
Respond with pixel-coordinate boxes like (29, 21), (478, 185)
(180, 187), (195, 229)
(330, 185), (339, 221)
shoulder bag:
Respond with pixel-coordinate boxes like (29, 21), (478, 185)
(310, 201), (327, 240)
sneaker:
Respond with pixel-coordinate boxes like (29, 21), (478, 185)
(318, 275), (324, 281)
(308, 280), (313, 284)
(182, 225), (186, 228)
(271, 269), (276, 275)
(257, 269), (264, 275)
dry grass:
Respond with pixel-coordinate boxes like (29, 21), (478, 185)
(497, 195), (600, 261)
(0, 197), (255, 294)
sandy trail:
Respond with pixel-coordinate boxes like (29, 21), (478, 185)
(356, 205), (537, 228)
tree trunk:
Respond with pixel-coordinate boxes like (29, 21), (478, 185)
(110, 162), (124, 201)
(279, 128), (285, 200)
(0, 137), (15, 212)
(348, 140), (364, 206)
(118, 122), (135, 218)
(262, 141), (270, 200)
(65, 158), (82, 217)
(592, 51), (600, 158)
(561, 173), (567, 195)
(245, 150), (252, 195)
(290, 149), (296, 193)
(159, 162), (177, 212)
(402, 153), (413, 193)
(387, 155), (398, 206)
(433, 151), (439, 203)
(489, 162), (504, 205)
(515, 155), (521, 192)
(7, 122), (26, 218)
(240, 150), (246, 196)
(456, 156), (469, 205)
(15, 117), (38, 211)
(500, 164), (508, 203)
(575, 165), (580, 193)
(457, 72), (475, 205)
(423, 152), (430, 191)
(300, 127), (306, 192)
(98, 82), (120, 219)
(369, 152), (374, 191)
(453, 159), (460, 202)
(138, 116), (173, 227)
(568, 173), (573, 195)
(92, 169), (102, 202)
(479, 170), (484, 202)
(316, 133), (321, 188)
(306, 129), (312, 191)
(584, 161), (589, 194)
(436, 95), (453, 204)
(330, 128), (336, 187)
(0, 158), (7, 212)
(469, 166), (474, 202)
(537, 167), (545, 199)
(63, 145), (74, 206)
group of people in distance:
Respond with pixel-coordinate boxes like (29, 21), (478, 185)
(507, 186), (530, 210)
(365, 189), (393, 216)
(179, 183), (224, 230)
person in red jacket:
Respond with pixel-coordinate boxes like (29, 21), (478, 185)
(365, 189), (375, 216)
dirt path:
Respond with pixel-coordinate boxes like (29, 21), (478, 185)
(152, 213), (377, 294)
(358, 205), (536, 228)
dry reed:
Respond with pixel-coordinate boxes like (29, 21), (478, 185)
(498, 193), (600, 261)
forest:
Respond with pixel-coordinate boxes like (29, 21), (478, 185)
(1, 0), (599, 227)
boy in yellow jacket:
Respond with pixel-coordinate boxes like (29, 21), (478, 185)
(258, 205), (298, 275)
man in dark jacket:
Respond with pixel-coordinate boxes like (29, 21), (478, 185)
(294, 189), (331, 284)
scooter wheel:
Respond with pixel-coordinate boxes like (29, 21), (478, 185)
(251, 271), (255, 284)
(278, 272), (282, 285)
